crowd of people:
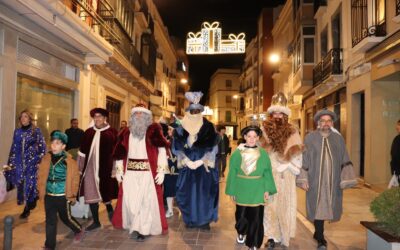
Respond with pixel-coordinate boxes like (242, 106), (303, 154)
(4, 91), (398, 250)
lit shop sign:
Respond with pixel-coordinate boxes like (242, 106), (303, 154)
(186, 21), (245, 55)
(202, 106), (214, 116)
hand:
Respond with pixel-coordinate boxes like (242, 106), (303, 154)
(264, 192), (269, 201)
(186, 160), (196, 169)
(301, 182), (309, 191)
(230, 196), (236, 202)
(155, 172), (165, 185)
(194, 160), (203, 168)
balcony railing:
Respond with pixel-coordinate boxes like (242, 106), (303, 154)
(397, 0), (400, 16)
(351, 0), (386, 47)
(314, 0), (327, 15)
(313, 48), (342, 86)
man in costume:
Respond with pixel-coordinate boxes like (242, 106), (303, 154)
(77, 108), (119, 231)
(262, 93), (303, 248)
(112, 104), (169, 241)
(172, 92), (219, 230)
(297, 109), (354, 248)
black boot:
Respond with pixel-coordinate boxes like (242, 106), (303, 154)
(86, 203), (101, 232)
(136, 233), (146, 242)
(265, 239), (275, 249)
(106, 203), (114, 222)
(19, 206), (30, 219)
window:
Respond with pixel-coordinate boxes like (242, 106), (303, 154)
(16, 75), (74, 142)
(320, 27), (328, 58)
(106, 96), (122, 130)
(226, 96), (232, 104)
(304, 38), (315, 63)
(226, 111), (232, 122)
(226, 79), (232, 88)
(332, 7), (342, 49)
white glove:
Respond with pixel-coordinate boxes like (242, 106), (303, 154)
(155, 172), (165, 185)
(115, 160), (124, 183)
(194, 160), (204, 168)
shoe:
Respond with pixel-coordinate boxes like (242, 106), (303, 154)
(73, 230), (85, 244)
(248, 247), (257, 250)
(107, 210), (114, 222)
(236, 234), (245, 244)
(136, 233), (146, 242)
(19, 206), (30, 219)
(265, 239), (275, 249)
(85, 222), (101, 232)
(130, 231), (139, 239)
(317, 239), (327, 249)
(165, 210), (173, 218)
(199, 223), (210, 231)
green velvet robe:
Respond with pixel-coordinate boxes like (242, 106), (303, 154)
(225, 146), (277, 206)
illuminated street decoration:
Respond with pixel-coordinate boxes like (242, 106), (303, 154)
(186, 21), (245, 54)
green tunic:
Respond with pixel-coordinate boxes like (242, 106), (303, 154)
(225, 146), (277, 206)
(46, 152), (67, 196)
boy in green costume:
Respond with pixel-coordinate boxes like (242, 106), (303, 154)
(226, 125), (276, 250)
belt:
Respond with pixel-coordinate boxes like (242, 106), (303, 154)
(237, 174), (261, 179)
(127, 159), (150, 171)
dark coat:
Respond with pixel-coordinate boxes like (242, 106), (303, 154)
(217, 134), (230, 155)
(391, 134), (400, 175)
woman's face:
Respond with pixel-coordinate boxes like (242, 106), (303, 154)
(244, 130), (259, 147)
(168, 127), (174, 137)
(20, 112), (31, 126)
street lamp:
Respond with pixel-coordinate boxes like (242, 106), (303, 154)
(180, 78), (188, 84)
(233, 94), (239, 99)
(269, 53), (280, 64)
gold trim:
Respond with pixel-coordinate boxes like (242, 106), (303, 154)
(127, 161), (150, 170)
(236, 174), (261, 179)
(67, 199), (82, 230)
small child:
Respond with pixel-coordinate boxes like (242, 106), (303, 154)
(37, 131), (84, 250)
(164, 125), (179, 218)
(225, 125), (277, 250)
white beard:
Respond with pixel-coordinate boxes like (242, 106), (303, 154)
(181, 112), (203, 136)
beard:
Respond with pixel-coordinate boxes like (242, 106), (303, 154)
(262, 116), (294, 155)
(129, 113), (152, 139)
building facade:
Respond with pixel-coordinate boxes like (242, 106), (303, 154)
(0, 0), (182, 164)
(208, 68), (240, 139)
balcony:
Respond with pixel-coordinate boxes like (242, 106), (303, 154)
(313, 48), (343, 87)
(351, 0), (386, 53)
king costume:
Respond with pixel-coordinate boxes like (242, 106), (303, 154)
(172, 92), (219, 229)
(77, 108), (118, 230)
(262, 93), (303, 248)
(112, 104), (170, 239)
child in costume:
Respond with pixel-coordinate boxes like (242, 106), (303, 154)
(37, 131), (84, 249)
(225, 125), (277, 250)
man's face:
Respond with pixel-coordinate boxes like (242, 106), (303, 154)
(272, 112), (284, 119)
(319, 115), (333, 131)
(121, 121), (127, 128)
(220, 129), (226, 135)
(396, 122), (400, 133)
(134, 111), (143, 118)
(51, 139), (66, 154)
(71, 120), (79, 129)
(93, 113), (106, 128)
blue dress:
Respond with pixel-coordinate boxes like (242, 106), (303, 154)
(172, 118), (219, 227)
(5, 126), (46, 204)
(163, 152), (179, 198)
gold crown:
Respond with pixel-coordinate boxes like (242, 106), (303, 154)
(271, 92), (288, 107)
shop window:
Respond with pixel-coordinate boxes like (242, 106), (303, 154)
(16, 75), (74, 143)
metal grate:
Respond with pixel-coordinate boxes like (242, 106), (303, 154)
(17, 40), (78, 82)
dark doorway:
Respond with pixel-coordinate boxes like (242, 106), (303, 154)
(106, 96), (122, 130)
(360, 92), (365, 177)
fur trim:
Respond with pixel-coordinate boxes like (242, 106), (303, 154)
(283, 144), (304, 162)
(148, 123), (169, 147)
(267, 105), (291, 116)
(131, 106), (152, 115)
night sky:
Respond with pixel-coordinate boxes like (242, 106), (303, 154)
(154, 0), (285, 101)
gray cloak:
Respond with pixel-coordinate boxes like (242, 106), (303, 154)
(297, 130), (352, 222)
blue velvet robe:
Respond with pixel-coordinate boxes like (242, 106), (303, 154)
(172, 118), (219, 227)
(6, 126), (46, 204)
